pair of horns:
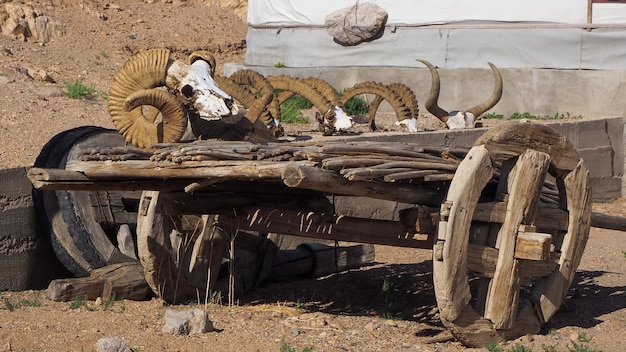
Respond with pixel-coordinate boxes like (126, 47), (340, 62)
(416, 59), (503, 122)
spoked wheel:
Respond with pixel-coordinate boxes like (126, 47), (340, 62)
(136, 190), (277, 304)
(434, 122), (591, 347)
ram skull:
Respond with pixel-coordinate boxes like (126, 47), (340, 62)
(109, 48), (238, 148)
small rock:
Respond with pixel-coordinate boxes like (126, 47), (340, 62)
(569, 332), (580, 342)
(291, 328), (300, 336)
(162, 308), (214, 336)
(520, 334), (534, 344)
(95, 337), (131, 352)
(364, 322), (379, 332)
(95, 297), (102, 306)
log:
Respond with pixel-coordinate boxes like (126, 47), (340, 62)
(46, 262), (150, 302)
(281, 164), (445, 206)
(591, 211), (626, 231)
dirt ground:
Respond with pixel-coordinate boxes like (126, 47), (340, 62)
(0, 1), (625, 351)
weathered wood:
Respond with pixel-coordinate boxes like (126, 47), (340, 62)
(281, 164), (445, 206)
(117, 224), (137, 259)
(136, 190), (198, 303)
(474, 122), (580, 173)
(187, 215), (228, 293)
(221, 206), (435, 249)
(514, 231), (552, 261)
(433, 145), (494, 322)
(533, 160), (591, 323)
(484, 149), (550, 330)
(46, 262), (150, 302)
(472, 201), (569, 232)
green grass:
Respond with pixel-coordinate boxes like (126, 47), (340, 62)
(0, 293), (41, 311)
(274, 62), (286, 68)
(280, 94), (312, 123)
(342, 94), (369, 115)
(69, 296), (88, 310)
(103, 293), (116, 311)
(483, 112), (583, 120)
(62, 79), (98, 100)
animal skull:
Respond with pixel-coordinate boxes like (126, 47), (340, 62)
(166, 59), (239, 120)
(417, 59), (503, 129)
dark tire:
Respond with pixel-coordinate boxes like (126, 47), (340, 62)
(34, 126), (138, 277)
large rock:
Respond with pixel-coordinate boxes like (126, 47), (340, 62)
(0, 3), (63, 45)
(325, 3), (388, 46)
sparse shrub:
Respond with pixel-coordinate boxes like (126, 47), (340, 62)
(486, 340), (503, 352)
(69, 296), (88, 310)
(274, 62), (286, 68)
(279, 338), (313, 352)
(507, 343), (532, 352)
(63, 79), (98, 100)
(102, 293), (115, 311)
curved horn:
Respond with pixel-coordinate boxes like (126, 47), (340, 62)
(268, 75), (337, 135)
(188, 50), (216, 77)
(465, 62), (503, 118)
(109, 48), (187, 148)
(304, 77), (341, 107)
(416, 58), (449, 122)
(340, 81), (412, 123)
(229, 70), (279, 126)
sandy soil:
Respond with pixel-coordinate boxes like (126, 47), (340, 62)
(0, 1), (624, 351)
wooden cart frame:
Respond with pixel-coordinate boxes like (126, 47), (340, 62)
(28, 122), (591, 347)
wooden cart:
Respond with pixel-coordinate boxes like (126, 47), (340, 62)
(28, 122), (591, 347)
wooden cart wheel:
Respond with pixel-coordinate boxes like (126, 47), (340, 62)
(434, 122), (591, 347)
(136, 190), (278, 304)
(34, 126), (138, 276)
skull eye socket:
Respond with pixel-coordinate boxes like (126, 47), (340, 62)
(181, 84), (194, 98)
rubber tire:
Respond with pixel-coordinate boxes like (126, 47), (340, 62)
(33, 126), (137, 277)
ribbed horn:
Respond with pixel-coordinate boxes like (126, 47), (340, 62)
(416, 58), (449, 122)
(109, 48), (187, 148)
(465, 62), (503, 118)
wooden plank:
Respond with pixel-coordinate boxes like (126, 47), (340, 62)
(220, 206), (434, 249)
(433, 145), (494, 322)
(472, 201), (569, 232)
(534, 160), (591, 323)
(484, 149), (550, 330)
(467, 244), (559, 278)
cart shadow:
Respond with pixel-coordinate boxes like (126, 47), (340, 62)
(241, 260), (441, 325)
(242, 265), (626, 332)
(541, 269), (626, 332)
